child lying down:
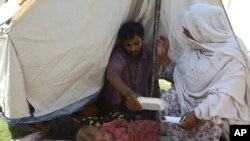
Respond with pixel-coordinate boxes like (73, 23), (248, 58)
(14, 112), (162, 141)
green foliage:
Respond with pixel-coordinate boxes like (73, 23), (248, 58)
(159, 79), (171, 90)
(0, 118), (11, 141)
(0, 118), (30, 141)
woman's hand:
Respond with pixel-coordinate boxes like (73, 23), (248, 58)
(179, 111), (200, 131)
(18, 0), (27, 6)
(157, 35), (170, 68)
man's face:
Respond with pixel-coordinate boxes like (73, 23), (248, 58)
(123, 35), (143, 58)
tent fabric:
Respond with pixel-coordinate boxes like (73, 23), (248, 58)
(0, 0), (218, 123)
(0, 0), (20, 24)
(0, 33), (30, 118)
(160, 0), (219, 62)
(5, 92), (98, 125)
(1, 0), (134, 119)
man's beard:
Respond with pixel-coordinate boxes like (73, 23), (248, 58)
(127, 50), (142, 59)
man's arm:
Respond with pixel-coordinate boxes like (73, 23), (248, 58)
(107, 72), (142, 111)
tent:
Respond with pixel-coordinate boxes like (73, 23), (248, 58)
(1, 0), (223, 125)
(222, 0), (250, 51)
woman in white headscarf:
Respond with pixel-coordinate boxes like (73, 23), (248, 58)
(158, 3), (250, 141)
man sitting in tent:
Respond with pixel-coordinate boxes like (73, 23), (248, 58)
(98, 21), (152, 118)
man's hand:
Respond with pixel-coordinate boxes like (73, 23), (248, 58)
(107, 72), (142, 111)
(125, 94), (142, 111)
(179, 111), (200, 131)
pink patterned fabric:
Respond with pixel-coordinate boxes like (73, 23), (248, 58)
(160, 88), (227, 141)
(101, 119), (160, 141)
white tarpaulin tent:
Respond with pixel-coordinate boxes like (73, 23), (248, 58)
(0, 0), (135, 123)
(0, 0), (219, 124)
(222, 0), (250, 51)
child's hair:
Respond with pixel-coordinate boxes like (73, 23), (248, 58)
(76, 125), (99, 141)
(42, 116), (80, 141)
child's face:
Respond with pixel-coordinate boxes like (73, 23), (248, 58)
(94, 129), (111, 141)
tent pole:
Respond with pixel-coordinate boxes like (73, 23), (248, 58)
(149, 0), (161, 98)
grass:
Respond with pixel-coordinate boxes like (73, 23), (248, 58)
(0, 118), (31, 141)
(159, 79), (171, 90)
(0, 119), (10, 141)
(0, 80), (171, 140)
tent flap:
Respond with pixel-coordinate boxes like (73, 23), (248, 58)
(1, 0), (133, 119)
(0, 34), (30, 119)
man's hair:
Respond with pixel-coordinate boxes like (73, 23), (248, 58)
(76, 125), (98, 141)
(117, 21), (144, 42)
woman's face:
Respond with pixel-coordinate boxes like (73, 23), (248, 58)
(94, 129), (111, 141)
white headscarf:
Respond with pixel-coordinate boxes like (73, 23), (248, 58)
(174, 3), (250, 124)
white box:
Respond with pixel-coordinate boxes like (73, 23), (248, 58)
(137, 97), (166, 111)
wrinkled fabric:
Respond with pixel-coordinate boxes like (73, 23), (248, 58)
(0, 0), (133, 118)
(174, 3), (250, 124)
(102, 119), (160, 141)
(161, 89), (225, 141)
